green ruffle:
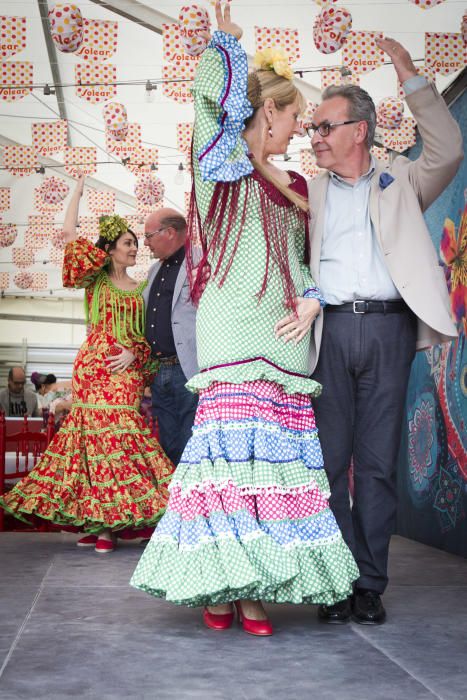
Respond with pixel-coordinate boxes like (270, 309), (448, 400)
(130, 533), (359, 607)
(172, 458), (330, 498)
(186, 359), (322, 397)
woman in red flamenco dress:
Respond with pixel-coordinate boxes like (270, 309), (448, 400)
(0, 175), (174, 552)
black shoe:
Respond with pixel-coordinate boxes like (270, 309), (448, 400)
(318, 597), (352, 624)
(352, 590), (386, 625)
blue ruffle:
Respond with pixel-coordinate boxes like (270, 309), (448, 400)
(180, 419), (324, 470)
(154, 506), (341, 549)
(195, 31), (253, 183)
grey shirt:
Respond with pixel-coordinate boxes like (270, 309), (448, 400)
(0, 387), (40, 417)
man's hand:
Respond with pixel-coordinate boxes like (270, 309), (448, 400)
(105, 344), (136, 374)
(376, 37), (418, 84)
(274, 297), (321, 345)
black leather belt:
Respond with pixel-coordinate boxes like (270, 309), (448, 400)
(326, 300), (408, 314)
(157, 355), (179, 365)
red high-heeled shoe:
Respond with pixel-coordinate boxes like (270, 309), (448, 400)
(234, 601), (273, 636)
(203, 607), (235, 630)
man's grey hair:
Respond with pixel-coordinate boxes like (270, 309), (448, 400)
(322, 84), (376, 150)
(160, 215), (187, 235)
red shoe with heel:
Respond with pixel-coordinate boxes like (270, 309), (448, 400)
(234, 601), (273, 636)
(203, 607), (235, 630)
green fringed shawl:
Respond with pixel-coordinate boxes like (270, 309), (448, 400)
(84, 271), (147, 346)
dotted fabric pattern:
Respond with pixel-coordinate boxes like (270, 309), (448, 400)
(130, 31), (358, 607)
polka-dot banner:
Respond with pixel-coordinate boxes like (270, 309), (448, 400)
(76, 18), (118, 62)
(0, 61), (33, 101)
(30, 273), (48, 291)
(3, 145), (38, 176)
(25, 215), (55, 251)
(12, 247), (35, 268)
(425, 33), (466, 75)
(299, 101), (318, 130)
(0, 272), (9, 290)
(64, 146), (97, 177)
(162, 63), (195, 103)
(396, 64), (436, 99)
(32, 119), (67, 157)
(184, 191), (191, 216)
(0, 187), (11, 211)
(371, 146), (390, 164)
(0, 223), (17, 247)
(176, 123), (193, 153)
(254, 26), (301, 64)
(125, 215), (144, 238)
(408, 0), (446, 9)
(50, 246), (64, 267)
(381, 117), (417, 153)
(105, 123), (141, 158)
(313, 6), (352, 55)
(1, 16), (27, 59)
(77, 216), (99, 241)
(341, 31), (385, 74)
(178, 5), (211, 57)
(321, 67), (360, 90)
(125, 147), (159, 176)
(87, 189), (115, 214)
(75, 63), (117, 103)
(162, 22), (201, 69)
(51, 230), (66, 250)
(300, 149), (321, 179)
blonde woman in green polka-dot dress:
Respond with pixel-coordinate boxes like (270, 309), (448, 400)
(130, 1), (359, 636)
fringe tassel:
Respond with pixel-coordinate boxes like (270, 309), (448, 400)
(85, 272), (145, 346)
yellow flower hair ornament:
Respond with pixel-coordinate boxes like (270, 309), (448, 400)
(253, 47), (294, 81)
(98, 214), (129, 242)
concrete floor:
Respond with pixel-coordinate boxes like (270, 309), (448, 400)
(0, 533), (466, 700)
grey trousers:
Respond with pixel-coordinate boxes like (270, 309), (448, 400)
(312, 307), (417, 593)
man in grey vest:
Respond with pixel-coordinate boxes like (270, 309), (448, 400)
(143, 209), (198, 466)
(0, 367), (40, 417)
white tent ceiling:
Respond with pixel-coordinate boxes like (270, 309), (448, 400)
(0, 0), (464, 299)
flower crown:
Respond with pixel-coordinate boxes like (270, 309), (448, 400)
(253, 47), (294, 81)
(98, 214), (129, 242)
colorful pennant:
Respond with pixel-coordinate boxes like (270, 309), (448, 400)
(254, 27), (301, 64)
(162, 23), (201, 69)
(124, 147), (159, 176)
(321, 68), (360, 90)
(425, 33), (466, 75)
(3, 145), (38, 176)
(0, 273), (9, 290)
(162, 64), (195, 103)
(342, 31), (385, 74)
(176, 123), (193, 153)
(75, 18), (118, 62)
(300, 149), (321, 179)
(75, 63), (117, 103)
(64, 147), (97, 177)
(380, 117), (417, 153)
(0, 187), (11, 211)
(87, 189), (115, 214)
(1, 16), (27, 59)
(12, 247), (35, 268)
(105, 123), (141, 158)
(0, 61), (32, 101)
(0, 223), (17, 247)
(32, 120), (67, 157)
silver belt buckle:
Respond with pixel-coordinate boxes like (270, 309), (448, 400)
(353, 300), (366, 314)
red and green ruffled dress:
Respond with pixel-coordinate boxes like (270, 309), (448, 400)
(0, 237), (173, 532)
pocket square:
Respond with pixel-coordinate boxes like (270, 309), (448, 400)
(379, 172), (395, 190)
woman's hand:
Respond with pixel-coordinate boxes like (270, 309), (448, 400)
(214, 0), (242, 40)
(105, 344), (136, 374)
(75, 170), (85, 197)
(274, 297), (321, 344)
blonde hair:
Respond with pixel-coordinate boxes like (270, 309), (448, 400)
(245, 70), (308, 213)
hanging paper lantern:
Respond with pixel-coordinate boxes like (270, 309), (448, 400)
(376, 97), (404, 130)
(178, 5), (211, 57)
(51, 230), (66, 249)
(102, 102), (129, 141)
(313, 5), (352, 54)
(134, 174), (165, 207)
(38, 176), (69, 205)
(14, 271), (34, 289)
(48, 4), (83, 53)
(0, 224), (17, 247)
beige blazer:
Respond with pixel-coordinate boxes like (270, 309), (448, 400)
(307, 82), (463, 374)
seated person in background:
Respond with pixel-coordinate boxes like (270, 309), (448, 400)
(30, 372), (72, 412)
(0, 367), (40, 417)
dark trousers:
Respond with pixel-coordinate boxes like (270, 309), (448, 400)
(312, 308), (417, 593)
(151, 362), (198, 467)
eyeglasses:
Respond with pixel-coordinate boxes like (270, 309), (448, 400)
(306, 120), (361, 138)
(143, 226), (168, 240)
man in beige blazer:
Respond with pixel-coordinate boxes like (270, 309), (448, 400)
(306, 37), (463, 625)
